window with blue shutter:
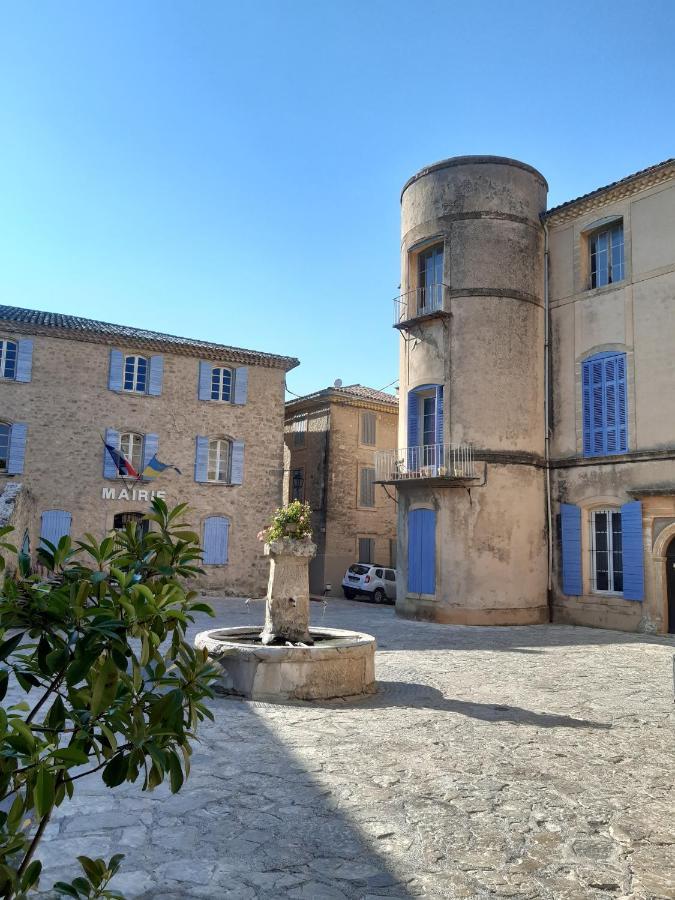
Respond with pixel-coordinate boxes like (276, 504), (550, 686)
(7, 423), (27, 475)
(40, 509), (72, 549)
(202, 516), (229, 565)
(148, 356), (164, 396)
(621, 501), (644, 601)
(560, 503), (583, 595)
(198, 362), (212, 401)
(0, 340), (17, 380)
(195, 436), (209, 483)
(142, 433), (159, 472)
(408, 508), (436, 594)
(582, 352), (627, 457)
(230, 440), (245, 484)
(15, 340), (33, 382)
(109, 350), (123, 392)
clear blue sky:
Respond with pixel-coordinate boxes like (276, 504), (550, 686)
(1, 1), (674, 397)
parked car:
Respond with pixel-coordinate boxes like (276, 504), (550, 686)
(342, 564), (397, 603)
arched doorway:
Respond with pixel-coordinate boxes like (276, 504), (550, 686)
(667, 538), (675, 634)
(113, 511), (149, 539)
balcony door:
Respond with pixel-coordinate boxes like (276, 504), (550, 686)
(417, 244), (443, 312)
(407, 384), (444, 471)
(408, 508), (436, 595)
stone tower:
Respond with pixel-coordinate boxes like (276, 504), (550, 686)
(390, 156), (548, 624)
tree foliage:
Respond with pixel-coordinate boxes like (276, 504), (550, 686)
(0, 500), (218, 898)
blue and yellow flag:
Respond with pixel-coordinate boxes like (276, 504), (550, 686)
(142, 454), (182, 480)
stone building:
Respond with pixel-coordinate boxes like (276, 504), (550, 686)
(0, 305), (298, 596)
(380, 155), (675, 634)
(284, 384), (398, 597)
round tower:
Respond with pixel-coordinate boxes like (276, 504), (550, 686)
(395, 156), (548, 625)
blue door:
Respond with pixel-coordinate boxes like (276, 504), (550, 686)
(408, 508), (436, 594)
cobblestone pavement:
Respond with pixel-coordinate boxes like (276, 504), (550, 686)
(34, 598), (675, 899)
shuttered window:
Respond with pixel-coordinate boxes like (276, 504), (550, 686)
(590, 222), (624, 288)
(591, 508), (623, 593)
(358, 537), (375, 564)
(582, 352), (627, 457)
(408, 508), (436, 594)
(123, 355), (148, 393)
(0, 340), (17, 379)
(293, 417), (307, 448)
(0, 423), (9, 472)
(359, 467), (375, 507)
(119, 432), (144, 474)
(211, 367), (232, 402)
(40, 509), (72, 549)
(360, 412), (376, 446)
(203, 516), (229, 565)
(207, 438), (231, 483)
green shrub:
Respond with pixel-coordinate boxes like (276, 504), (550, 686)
(257, 500), (312, 543)
(0, 499), (218, 898)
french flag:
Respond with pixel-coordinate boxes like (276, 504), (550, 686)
(104, 443), (139, 478)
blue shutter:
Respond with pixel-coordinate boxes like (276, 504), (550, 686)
(407, 391), (419, 448)
(560, 503), (582, 595)
(230, 440), (244, 484)
(142, 433), (158, 471)
(408, 508), (436, 594)
(582, 361), (592, 456)
(40, 509), (72, 549)
(109, 350), (123, 391)
(202, 516), (229, 564)
(583, 353), (628, 457)
(234, 367), (248, 405)
(15, 340), (33, 383)
(621, 501), (644, 601)
(195, 436), (209, 482)
(103, 428), (120, 479)
(435, 385), (444, 445)
(198, 362), (212, 401)
(148, 356), (164, 396)
(616, 355), (627, 452)
(7, 423), (27, 474)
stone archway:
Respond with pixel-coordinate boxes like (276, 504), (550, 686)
(651, 523), (675, 634)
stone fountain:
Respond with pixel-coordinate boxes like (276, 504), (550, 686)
(195, 536), (376, 701)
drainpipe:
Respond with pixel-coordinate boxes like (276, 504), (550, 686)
(543, 219), (553, 615)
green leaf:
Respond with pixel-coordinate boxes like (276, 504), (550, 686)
(20, 859), (42, 892)
(102, 753), (128, 788)
(77, 856), (103, 889)
(0, 631), (24, 662)
(0, 669), (8, 702)
(91, 656), (119, 717)
(167, 752), (184, 794)
(52, 747), (90, 766)
(107, 853), (125, 875)
(34, 766), (55, 817)
(53, 882), (81, 898)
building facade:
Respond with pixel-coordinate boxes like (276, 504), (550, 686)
(0, 305), (298, 597)
(284, 384), (398, 597)
(381, 155), (675, 634)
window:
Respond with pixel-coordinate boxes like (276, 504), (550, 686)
(293, 417), (307, 448)
(589, 222), (624, 289)
(417, 244), (443, 311)
(203, 516), (230, 565)
(591, 509), (623, 594)
(0, 423), (9, 472)
(358, 537), (375, 564)
(123, 355), (148, 393)
(359, 467), (375, 507)
(113, 512), (149, 541)
(119, 432), (144, 475)
(291, 467), (304, 501)
(208, 438), (231, 483)
(360, 412), (376, 446)
(582, 352), (627, 457)
(422, 396), (436, 447)
(384, 569), (396, 582)
(211, 367), (232, 402)
(0, 341), (17, 380)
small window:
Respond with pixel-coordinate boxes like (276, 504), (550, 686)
(119, 432), (144, 475)
(375, 568), (383, 578)
(589, 222), (624, 289)
(0, 341), (17, 380)
(384, 569), (396, 582)
(358, 538), (375, 564)
(208, 438), (231, 483)
(113, 512), (149, 541)
(417, 244), (444, 312)
(360, 412), (376, 446)
(0, 422), (9, 472)
(123, 355), (148, 393)
(359, 467), (375, 507)
(291, 467), (304, 501)
(293, 417), (307, 448)
(211, 367), (232, 402)
(591, 508), (623, 594)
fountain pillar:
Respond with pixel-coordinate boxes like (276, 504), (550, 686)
(261, 538), (316, 645)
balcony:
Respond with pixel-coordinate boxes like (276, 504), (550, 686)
(375, 443), (478, 485)
(393, 284), (450, 328)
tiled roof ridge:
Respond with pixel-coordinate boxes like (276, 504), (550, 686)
(286, 382), (398, 408)
(544, 157), (675, 223)
(0, 304), (299, 370)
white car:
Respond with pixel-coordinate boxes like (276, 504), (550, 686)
(342, 564), (397, 604)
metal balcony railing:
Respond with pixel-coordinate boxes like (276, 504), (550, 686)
(375, 443), (476, 483)
(393, 284), (448, 326)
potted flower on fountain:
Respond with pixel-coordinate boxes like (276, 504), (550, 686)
(257, 500), (316, 646)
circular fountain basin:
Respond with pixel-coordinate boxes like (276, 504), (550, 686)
(195, 626), (376, 701)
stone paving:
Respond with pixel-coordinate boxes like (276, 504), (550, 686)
(34, 598), (675, 899)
